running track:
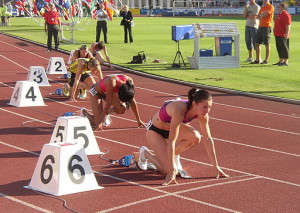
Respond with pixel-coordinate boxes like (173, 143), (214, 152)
(0, 34), (299, 213)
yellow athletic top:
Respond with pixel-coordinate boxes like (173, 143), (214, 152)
(68, 58), (90, 74)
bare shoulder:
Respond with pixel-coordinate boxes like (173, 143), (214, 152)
(168, 101), (186, 115)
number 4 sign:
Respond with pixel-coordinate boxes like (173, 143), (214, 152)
(46, 57), (67, 74)
(50, 116), (102, 155)
(25, 143), (103, 196)
(8, 81), (45, 107)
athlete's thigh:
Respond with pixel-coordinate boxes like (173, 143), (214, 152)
(83, 75), (96, 89)
(176, 123), (201, 143)
(111, 93), (126, 114)
(146, 130), (168, 168)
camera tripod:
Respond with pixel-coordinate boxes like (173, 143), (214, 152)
(172, 41), (186, 68)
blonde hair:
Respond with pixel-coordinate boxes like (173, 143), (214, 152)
(88, 58), (100, 68)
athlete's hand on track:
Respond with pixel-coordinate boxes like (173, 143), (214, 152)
(68, 97), (76, 102)
(216, 166), (229, 179)
(162, 171), (178, 186)
(137, 120), (146, 128)
(94, 122), (103, 131)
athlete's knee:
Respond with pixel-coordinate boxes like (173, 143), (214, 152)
(112, 105), (126, 114)
(190, 131), (201, 146)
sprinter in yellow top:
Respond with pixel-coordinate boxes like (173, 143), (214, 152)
(68, 58), (102, 102)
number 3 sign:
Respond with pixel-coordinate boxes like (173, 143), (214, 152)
(50, 116), (102, 155)
(26, 143), (103, 196)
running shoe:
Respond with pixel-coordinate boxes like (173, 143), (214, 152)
(62, 86), (70, 97)
(136, 146), (149, 171)
(80, 107), (87, 117)
(175, 155), (183, 171)
(103, 114), (112, 127)
(79, 89), (87, 99)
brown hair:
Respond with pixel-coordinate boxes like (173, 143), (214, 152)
(187, 88), (212, 110)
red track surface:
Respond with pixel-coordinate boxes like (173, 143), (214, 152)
(0, 34), (299, 213)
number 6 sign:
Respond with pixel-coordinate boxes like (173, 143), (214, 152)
(50, 116), (102, 155)
(26, 143), (103, 196)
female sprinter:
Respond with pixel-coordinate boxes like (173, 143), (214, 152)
(89, 41), (114, 70)
(68, 58), (102, 102)
(82, 74), (145, 129)
(137, 88), (229, 186)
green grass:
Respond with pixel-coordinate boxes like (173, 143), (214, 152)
(1, 16), (299, 100)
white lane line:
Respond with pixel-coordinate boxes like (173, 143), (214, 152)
(1, 108), (299, 188)
(0, 41), (49, 60)
(0, 139), (241, 213)
(212, 117), (300, 136)
(0, 43), (298, 120)
(1, 98), (300, 158)
(215, 137), (300, 157)
(135, 87), (300, 119)
(0, 192), (53, 213)
(0, 54), (28, 70)
(2, 80), (298, 138)
(44, 96), (300, 136)
(95, 171), (246, 213)
(0, 141), (40, 156)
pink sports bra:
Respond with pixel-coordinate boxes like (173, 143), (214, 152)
(159, 100), (197, 123)
(99, 75), (127, 93)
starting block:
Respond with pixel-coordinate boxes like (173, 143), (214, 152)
(8, 81), (45, 107)
(27, 66), (50, 86)
(25, 143), (103, 196)
(46, 57), (67, 74)
(50, 116), (102, 155)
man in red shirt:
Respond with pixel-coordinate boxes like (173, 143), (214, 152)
(44, 3), (61, 52)
(273, 3), (291, 66)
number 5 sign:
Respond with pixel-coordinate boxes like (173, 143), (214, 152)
(25, 143), (103, 196)
(46, 57), (67, 74)
(50, 116), (102, 155)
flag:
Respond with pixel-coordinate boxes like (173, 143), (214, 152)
(103, 0), (119, 21)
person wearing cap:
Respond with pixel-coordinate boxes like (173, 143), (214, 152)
(44, 3), (61, 51)
(95, 2), (108, 44)
(89, 41), (114, 70)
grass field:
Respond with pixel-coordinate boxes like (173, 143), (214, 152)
(1, 15), (299, 100)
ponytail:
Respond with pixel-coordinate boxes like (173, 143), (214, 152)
(118, 79), (135, 103)
(187, 88), (212, 110)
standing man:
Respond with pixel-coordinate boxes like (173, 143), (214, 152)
(44, 3), (61, 52)
(243, 0), (260, 62)
(273, 3), (291, 66)
(251, 0), (274, 64)
(95, 2), (108, 44)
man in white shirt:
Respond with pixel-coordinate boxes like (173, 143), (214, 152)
(243, 0), (260, 62)
(95, 2), (108, 43)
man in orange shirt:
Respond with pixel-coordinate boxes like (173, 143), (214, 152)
(44, 3), (61, 52)
(251, 0), (274, 64)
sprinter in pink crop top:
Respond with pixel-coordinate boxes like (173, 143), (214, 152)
(159, 99), (198, 123)
(83, 74), (145, 130)
(137, 88), (229, 186)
